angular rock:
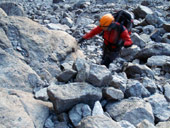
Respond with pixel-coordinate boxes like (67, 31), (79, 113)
(162, 33), (170, 43)
(87, 64), (112, 87)
(109, 72), (127, 92)
(124, 63), (154, 79)
(164, 83), (170, 102)
(119, 120), (136, 128)
(0, 48), (44, 91)
(144, 93), (170, 122)
(77, 115), (122, 128)
(35, 87), (49, 101)
(162, 62), (170, 73)
(147, 55), (170, 67)
(133, 5), (153, 19)
(92, 101), (104, 116)
(0, 2), (25, 16)
(150, 29), (166, 42)
(145, 13), (165, 27)
(135, 43), (170, 61)
(0, 88), (51, 128)
(0, 8), (7, 16)
(0, 16), (81, 83)
(136, 119), (156, 128)
(47, 82), (102, 114)
(73, 58), (90, 82)
(121, 45), (141, 61)
(131, 33), (146, 48)
(57, 69), (77, 82)
(69, 103), (91, 127)
(105, 97), (154, 126)
(103, 87), (124, 100)
(156, 121), (170, 128)
(163, 23), (170, 32)
(142, 77), (157, 94)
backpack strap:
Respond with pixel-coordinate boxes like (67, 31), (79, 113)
(103, 22), (125, 49)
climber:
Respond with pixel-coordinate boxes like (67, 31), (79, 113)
(78, 11), (133, 68)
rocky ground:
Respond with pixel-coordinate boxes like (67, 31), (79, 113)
(0, 0), (170, 128)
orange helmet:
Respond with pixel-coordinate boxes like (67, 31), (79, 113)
(99, 14), (114, 27)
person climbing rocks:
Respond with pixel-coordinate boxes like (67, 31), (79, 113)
(78, 10), (133, 68)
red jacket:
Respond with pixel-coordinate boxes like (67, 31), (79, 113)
(83, 23), (133, 49)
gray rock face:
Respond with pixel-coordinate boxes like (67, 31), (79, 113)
(0, 48), (44, 91)
(0, 2), (25, 16)
(156, 121), (170, 128)
(131, 33), (146, 48)
(47, 82), (102, 114)
(144, 93), (170, 122)
(105, 97), (154, 126)
(119, 120), (136, 128)
(69, 103), (91, 127)
(164, 83), (170, 102)
(0, 16), (80, 85)
(77, 115), (122, 128)
(109, 72), (127, 92)
(0, 0), (170, 127)
(103, 87), (124, 100)
(87, 64), (112, 87)
(147, 55), (170, 67)
(124, 63), (154, 79)
(0, 8), (7, 16)
(136, 119), (156, 128)
(135, 43), (170, 60)
(133, 5), (153, 18)
(0, 88), (51, 128)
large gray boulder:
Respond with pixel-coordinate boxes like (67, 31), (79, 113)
(133, 5), (153, 19)
(0, 48), (44, 92)
(105, 97), (154, 126)
(124, 63), (154, 79)
(135, 43), (170, 61)
(0, 16), (83, 84)
(144, 93), (170, 122)
(47, 82), (102, 114)
(0, 88), (52, 128)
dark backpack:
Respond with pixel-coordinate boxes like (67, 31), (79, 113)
(112, 10), (133, 33)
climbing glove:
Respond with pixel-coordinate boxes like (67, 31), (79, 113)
(78, 37), (85, 44)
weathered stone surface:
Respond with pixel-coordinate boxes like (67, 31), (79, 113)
(0, 2), (25, 16)
(109, 72), (127, 92)
(0, 88), (52, 128)
(163, 23), (170, 32)
(0, 8), (7, 16)
(163, 83), (170, 102)
(156, 121), (170, 128)
(103, 87), (124, 100)
(0, 48), (44, 91)
(135, 43), (170, 60)
(133, 5), (153, 18)
(0, 16), (82, 84)
(106, 97), (154, 126)
(147, 55), (170, 67)
(47, 82), (102, 114)
(124, 63), (154, 79)
(144, 93), (170, 122)
(87, 64), (112, 87)
(136, 119), (156, 128)
(77, 115), (122, 128)
(69, 103), (91, 127)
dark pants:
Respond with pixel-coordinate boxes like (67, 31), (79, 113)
(101, 45), (120, 68)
